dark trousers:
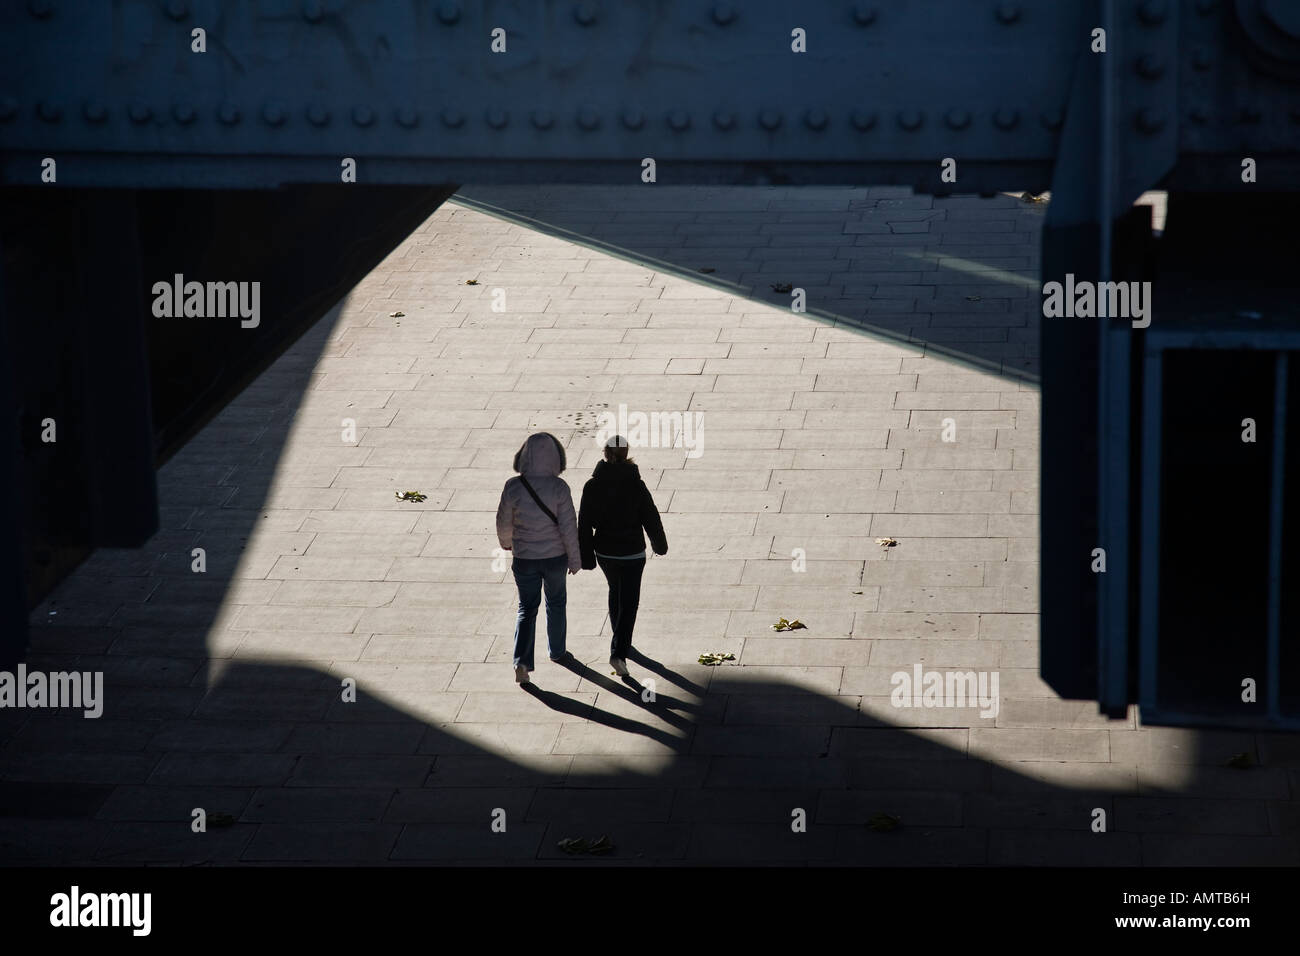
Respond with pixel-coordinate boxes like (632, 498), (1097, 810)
(597, 555), (646, 659)
(511, 554), (568, 670)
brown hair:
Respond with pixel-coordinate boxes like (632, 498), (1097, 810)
(604, 435), (633, 465)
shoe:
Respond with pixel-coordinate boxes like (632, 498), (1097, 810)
(549, 651), (571, 663)
(610, 657), (629, 677)
(515, 665), (530, 684)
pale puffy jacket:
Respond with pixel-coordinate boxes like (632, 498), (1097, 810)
(496, 434), (582, 571)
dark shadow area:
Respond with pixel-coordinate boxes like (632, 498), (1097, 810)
(0, 183), (457, 665)
(453, 185), (1044, 384)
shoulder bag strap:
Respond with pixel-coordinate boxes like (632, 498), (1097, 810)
(518, 475), (559, 525)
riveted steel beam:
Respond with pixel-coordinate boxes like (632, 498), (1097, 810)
(2, 0), (1085, 189)
(5, 2), (1298, 192)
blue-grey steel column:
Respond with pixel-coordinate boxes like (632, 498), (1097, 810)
(1095, 0), (1132, 717)
(1266, 352), (1288, 721)
(1137, 346), (1164, 712)
(0, 247), (28, 668)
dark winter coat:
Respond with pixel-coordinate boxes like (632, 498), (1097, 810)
(577, 460), (668, 570)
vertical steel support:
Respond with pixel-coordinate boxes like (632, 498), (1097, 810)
(0, 242), (28, 668)
(1266, 353), (1288, 721)
(1095, 0), (1131, 716)
(1137, 347), (1164, 711)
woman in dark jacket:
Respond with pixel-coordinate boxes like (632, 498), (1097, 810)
(578, 436), (668, 676)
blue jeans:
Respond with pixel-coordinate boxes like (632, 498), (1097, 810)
(512, 554), (568, 670)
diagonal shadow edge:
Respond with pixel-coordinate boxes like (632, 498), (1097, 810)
(448, 191), (1042, 388)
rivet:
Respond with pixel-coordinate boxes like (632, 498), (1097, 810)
(573, 1), (598, 26)
(852, 3), (877, 26)
(1136, 54), (1165, 78)
(486, 108), (509, 129)
(1191, 48), (1213, 71)
(1040, 108), (1063, 130)
(395, 107), (419, 128)
(165, 0), (189, 19)
(37, 99), (62, 123)
(262, 102), (286, 126)
(804, 108), (828, 130)
(129, 101), (152, 124)
(306, 104), (330, 126)
(712, 110), (736, 130)
(944, 109), (971, 130)
(995, 3), (1020, 25)
(352, 105), (374, 127)
(621, 108), (645, 130)
(1135, 108), (1165, 133)
(1138, 0), (1168, 25)
(993, 108), (1019, 130)
(82, 99), (107, 123)
(0, 97), (17, 121)
(759, 109), (782, 130)
(436, 1), (461, 24)
(27, 0), (53, 18)
(712, 3), (736, 25)
(302, 0), (323, 22)
(668, 109), (691, 131)
(531, 109), (554, 130)
(441, 108), (465, 128)
(218, 102), (241, 125)
(577, 106), (600, 130)
(172, 103), (196, 125)
(897, 109), (923, 130)
(850, 109), (877, 130)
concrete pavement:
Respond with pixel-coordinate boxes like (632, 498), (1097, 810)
(2, 185), (1292, 865)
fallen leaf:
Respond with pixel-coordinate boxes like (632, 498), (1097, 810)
(772, 617), (807, 632)
(698, 267), (716, 274)
(1225, 752), (1253, 769)
(698, 651), (736, 666)
(465, 279), (479, 285)
(771, 282), (793, 293)
(207, 812), (237, 828)
(966, 295), (981, 302)
(876, 537), (898, 548)
(388, 310), (404, 317)
(395, 491), (428, 502)
(867, 813), (902, 832)
(557, 835), (615, 855)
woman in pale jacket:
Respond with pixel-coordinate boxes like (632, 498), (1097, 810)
(496, 433), (582, 684)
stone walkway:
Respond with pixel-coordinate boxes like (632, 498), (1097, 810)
(2, 186), (1293, 865)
